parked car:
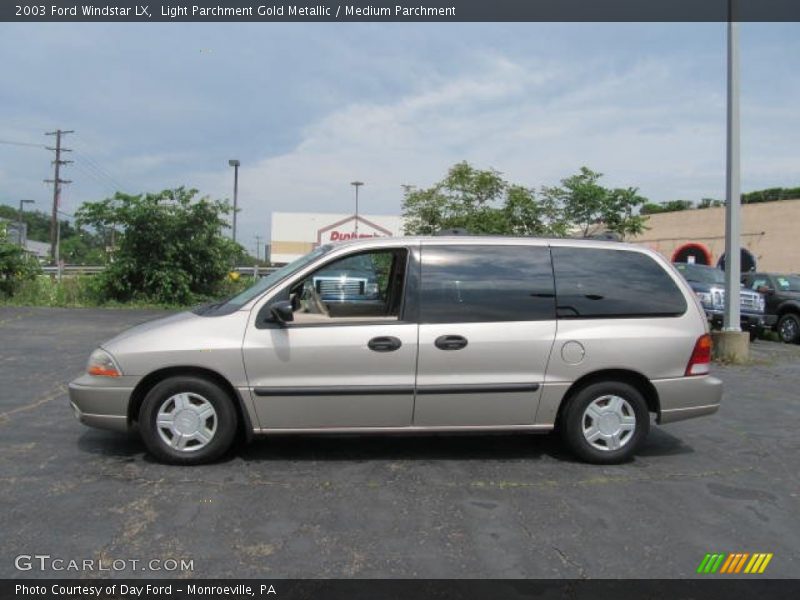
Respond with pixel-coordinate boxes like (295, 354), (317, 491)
(741, 272), (800, 344)
(673, 262), (768, 341)
(69, 237), (721, 465)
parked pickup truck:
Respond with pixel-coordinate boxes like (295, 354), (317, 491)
(674, 262), (770, 341)
(741, 272), (800, 344)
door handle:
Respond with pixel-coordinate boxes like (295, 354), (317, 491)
(368, 336), (402, 352)
(434, 335), (468, 351)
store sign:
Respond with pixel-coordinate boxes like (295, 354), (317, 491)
(316, 216), (394, 245)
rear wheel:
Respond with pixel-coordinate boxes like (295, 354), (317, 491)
(777, 313), (800, 344)
(139, 376), (238, 465)
(560, 381), (650, 464)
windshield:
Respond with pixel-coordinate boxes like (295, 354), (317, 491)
(775, 275), (800, 292)
(199, 245), (332, 314)
(675, 263), (725, 285)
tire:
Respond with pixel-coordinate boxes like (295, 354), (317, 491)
(777, 313), (800, 344)
(560, 381), (650, 464)
(749, 328), (759, 342)
(139, 376), (238, 465)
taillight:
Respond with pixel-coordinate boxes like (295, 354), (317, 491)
(685, 334), (712, 376)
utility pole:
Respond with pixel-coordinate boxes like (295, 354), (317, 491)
(44, 129), (73, 264)
(350, 181), (364, 236)
(254, 234), (263, 261)
(17, 199), (34, 246)
(228, 159), (240, 244)
(723, 9), (741, 332)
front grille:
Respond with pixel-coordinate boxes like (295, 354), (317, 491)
(740, 293), (759, 311)
(314, 277), (366, 296)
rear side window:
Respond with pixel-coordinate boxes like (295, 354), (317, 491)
(551, 247), (687, 318)
(420, 245), (555, 323)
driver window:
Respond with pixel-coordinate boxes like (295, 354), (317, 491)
(287, 248), (408, 324)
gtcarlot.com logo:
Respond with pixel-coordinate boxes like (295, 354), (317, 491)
(697, 552), (773, 574)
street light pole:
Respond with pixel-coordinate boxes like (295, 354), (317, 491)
(228, 159), (240, 244)
(350, 181), (364, 236)
(17, 199), (34, 246)
(723, 10), (741, 332)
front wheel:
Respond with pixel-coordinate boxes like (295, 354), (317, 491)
(139, 376), (238, 465)
(560, 381), (650, 464)
(777, 313), (800, 344)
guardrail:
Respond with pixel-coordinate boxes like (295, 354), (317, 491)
(40, 265), (279, 276)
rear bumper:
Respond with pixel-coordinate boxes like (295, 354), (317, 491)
(68, 374), (137, 433)
(654, 375), (723, 424)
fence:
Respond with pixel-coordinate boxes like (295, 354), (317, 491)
(40, 265), (279, 277)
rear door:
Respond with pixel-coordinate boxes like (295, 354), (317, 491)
(413, 242), (557, 426)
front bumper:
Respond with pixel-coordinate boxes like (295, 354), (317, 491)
(654, 375), (723, 424)
(68, 374), (138, 432)
(705, 309), (766, 330)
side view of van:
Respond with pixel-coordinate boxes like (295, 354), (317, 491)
(68, 237), (722, 465)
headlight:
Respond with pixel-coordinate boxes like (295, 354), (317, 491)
(365, 282), (379, 295)
(86, 348), (122, 377)
(757, 294), (766, 312)
(695, 291), (712, 306)
(710, 287), (725, 309)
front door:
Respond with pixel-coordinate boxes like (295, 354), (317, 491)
(413, 243), (557, 426)
(243, 245), (418, 429)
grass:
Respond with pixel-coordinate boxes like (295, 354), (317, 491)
(0, 274), (251, 310)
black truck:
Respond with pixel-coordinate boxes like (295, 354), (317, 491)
(674, 262), (770, 341)
(741, 272), (800, 344)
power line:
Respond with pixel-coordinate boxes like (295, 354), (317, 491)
(70, 160), (118, 197)
(0, 138), (47, 149)
(71, 145), (132, 193)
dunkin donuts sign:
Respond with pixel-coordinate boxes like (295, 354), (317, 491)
(316, 215), (394, 245)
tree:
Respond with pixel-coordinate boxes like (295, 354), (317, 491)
(0, 225), (40, 297)
(76, 187), (242, 305)
(0, 204), (105, 264)
(402, 162), (567, 236)
(541, 167), (647, 239)
(698, 198), (724, 209)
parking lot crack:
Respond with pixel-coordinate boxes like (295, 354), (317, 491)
(0, 384), (66, 424)
(552, 545), (587, 579)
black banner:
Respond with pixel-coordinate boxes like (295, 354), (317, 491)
(4, 579), (800, 600)
(4, 0), (800, 22)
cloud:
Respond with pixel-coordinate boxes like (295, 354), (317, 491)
(2, 22), (799, 257)
(196, 53), (735, 246)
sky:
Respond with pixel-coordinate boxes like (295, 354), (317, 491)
(1, 22), (799, 256)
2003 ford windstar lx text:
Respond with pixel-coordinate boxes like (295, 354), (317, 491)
(69, 236), (722, 465)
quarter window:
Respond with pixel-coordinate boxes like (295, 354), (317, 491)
(551, 247), (687, 318)
(419, 245), (555, 323)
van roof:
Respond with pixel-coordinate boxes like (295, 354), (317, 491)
(328, 235), (637, 252)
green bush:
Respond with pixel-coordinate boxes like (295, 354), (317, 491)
(4, 275), (105, 307)
(0, 231), (41, 297)
(76, 187), (243, 305)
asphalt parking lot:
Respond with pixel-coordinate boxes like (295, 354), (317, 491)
(0, 306), (798, 579)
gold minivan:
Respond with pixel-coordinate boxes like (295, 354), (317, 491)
(69, 236), (721, 465)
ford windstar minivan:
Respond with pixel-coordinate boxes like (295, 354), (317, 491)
(69, 237), (722, 465)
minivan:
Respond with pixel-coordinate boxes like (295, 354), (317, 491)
(69, 237), (722, 465)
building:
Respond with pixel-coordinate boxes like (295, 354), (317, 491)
(1, 219), (49, 261)
(269, 212), (404, 264)
(630, 198), (800, 273)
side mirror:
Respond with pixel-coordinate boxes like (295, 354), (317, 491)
(269, 300), (294, 324)
(757, 286), (774, 295)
